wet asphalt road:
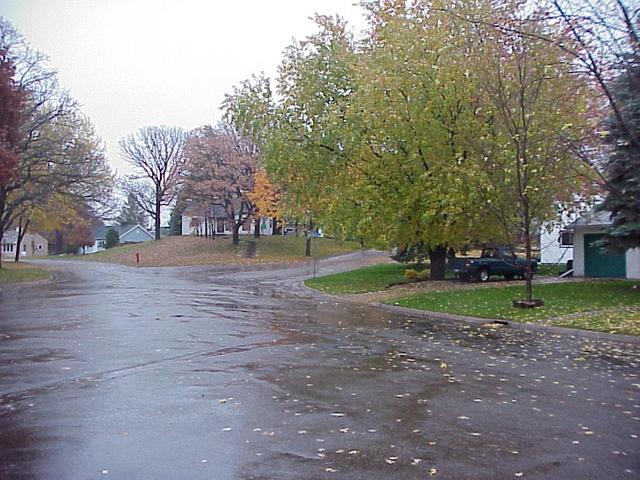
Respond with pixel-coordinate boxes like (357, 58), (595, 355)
(0, 253), (638, 480)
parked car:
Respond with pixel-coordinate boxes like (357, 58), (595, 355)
(449, 246), (538, 282)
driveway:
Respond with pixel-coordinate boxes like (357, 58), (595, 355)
(0, 253), (638, 479)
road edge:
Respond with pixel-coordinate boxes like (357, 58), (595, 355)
(299, 281), (640, 345)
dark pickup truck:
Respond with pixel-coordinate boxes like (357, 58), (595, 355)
(449, 246), (538, 282)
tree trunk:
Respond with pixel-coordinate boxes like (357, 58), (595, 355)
(524, 209), (534, 303)
(254, 218), (261, 238)
(0, 196), (5, 268)
(429, 245), (447, 280)
(305, 219), (314, 257)
(154, 196), (161, 241)
(232, 223), (240, 245)
(15, 218), (29, 263)
(15, 218), (23, 262)
(305, 236), (312, 257)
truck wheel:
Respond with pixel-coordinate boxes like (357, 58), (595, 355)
(477, 268), (490, 282)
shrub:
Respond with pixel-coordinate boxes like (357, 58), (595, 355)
(105, 228), (120, 249)
(404, 268), (431, 282)
(418, 269), (430, 280)
(404, 269), (420, 280)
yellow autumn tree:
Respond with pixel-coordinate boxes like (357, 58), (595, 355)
(12, 194), (83, 261)
(247, 168), (282, 237)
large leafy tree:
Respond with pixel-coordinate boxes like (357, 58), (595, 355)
(0, 19), (114, 267)
(0, 48), (24, 191)
(223, 1), (597, 295)
(467, 3), (591, 302)
(226, 7), (485, 271)
(182, 125), (259, 245)
(270, 15), (357, 256)
(338, 0), (483, 278)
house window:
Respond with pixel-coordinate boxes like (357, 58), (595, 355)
(23, 244), (27, 253)
(97, 240), (104, 248)
(559, 230), (574, 247)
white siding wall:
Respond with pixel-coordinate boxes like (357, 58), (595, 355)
(539, 225), (574, 264)
(181, 215), (194, 235)
(181, 214), (274, 236)
(85, 243), (101, 254)
(627, 248), (640, 279)
(573, 227), (591, 277)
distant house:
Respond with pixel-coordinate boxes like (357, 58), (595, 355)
(570, 210), (640, 279)
(1, 230), (48, 259)
(181, 204), (275, 237)
(86, 224), (154, 253)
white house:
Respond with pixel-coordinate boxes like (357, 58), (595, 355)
(539, 222), (575, 265)
(86, 224), (154, 254)
(538, 210), (579, 265)
(539, 204), (594, 265)
(571, 210), (640, 279)
(181, 205), (275, 237)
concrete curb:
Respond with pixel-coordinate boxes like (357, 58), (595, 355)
(299, 281), (640, 345)
(375, 302), (640, 345)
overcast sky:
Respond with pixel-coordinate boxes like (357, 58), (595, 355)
(0, 0), (366, 174)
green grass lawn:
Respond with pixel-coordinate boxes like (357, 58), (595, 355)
(63, 235), (360, 267)
(390, 280), (640, 335)
(304, 262), (429, 294)
(0, 261), (50, 283)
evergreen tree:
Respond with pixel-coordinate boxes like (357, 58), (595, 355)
(168, 200), (184, 236)
(105, 227), (120, 249)
(598, 47), (640, 250)
(117, 193), (147, 227)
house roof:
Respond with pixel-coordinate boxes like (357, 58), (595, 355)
(183, 204), (228, 218)
(119, 224), (154, 240)
(570, 210), (612, 228)
(183, 199), (248, 219)
(92, 224), (152, 240)
(0, 231), (48, 245)
(1, 230), (18, 244)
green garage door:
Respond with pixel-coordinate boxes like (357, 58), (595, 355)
(584, 233), (626, 278)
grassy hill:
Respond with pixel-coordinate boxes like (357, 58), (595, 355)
(72, 235), (360, 267)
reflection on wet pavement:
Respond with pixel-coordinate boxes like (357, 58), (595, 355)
(0, 253), (638, 479)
